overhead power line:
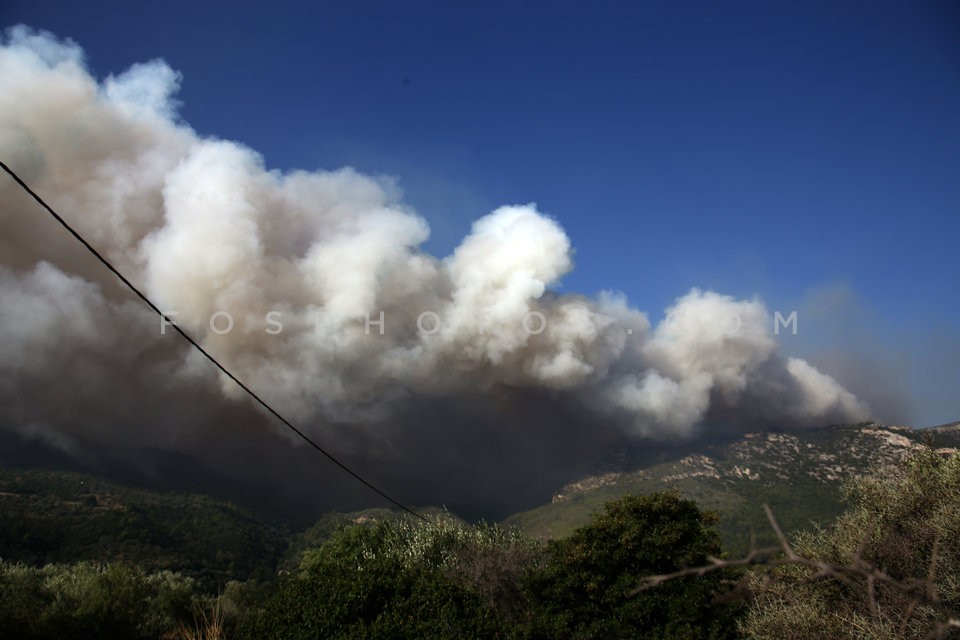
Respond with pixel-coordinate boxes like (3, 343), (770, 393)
(0, 159), (426, 522)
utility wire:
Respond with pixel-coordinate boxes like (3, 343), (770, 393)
(0, 159), (426, 522)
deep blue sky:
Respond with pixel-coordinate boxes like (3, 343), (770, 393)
(3, 1), (958, 424)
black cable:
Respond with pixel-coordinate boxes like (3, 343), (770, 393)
(0, 159), (426, 522)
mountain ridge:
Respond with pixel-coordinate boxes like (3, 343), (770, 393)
(1, 420), (956, 579)
(505, 421), (960, 554)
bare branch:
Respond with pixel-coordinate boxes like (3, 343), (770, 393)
(763, 503), (800, 561)
(629, 503), (960, 635)
(628, 545), (780, 596)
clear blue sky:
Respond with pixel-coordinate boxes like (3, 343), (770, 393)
(3, 1), (958, 424)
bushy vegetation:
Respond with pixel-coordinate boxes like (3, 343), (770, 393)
(0, 560), (205, 639)
(0, 469), (286, 588)
(523, 492), (742, 639)
(242, 495), (740, 639)
(4, 446), (957, 639)
(241, 516), (507, 639)
(742, 446), (960, 639)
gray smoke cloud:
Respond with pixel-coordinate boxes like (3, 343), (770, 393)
(0, 28), (869, 513)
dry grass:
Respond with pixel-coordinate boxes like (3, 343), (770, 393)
(175, 598), (226, 640)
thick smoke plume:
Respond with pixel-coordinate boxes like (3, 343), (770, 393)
(0, 28), (868, 514)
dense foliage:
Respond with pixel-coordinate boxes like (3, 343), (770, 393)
(0, 493), (743, 638)
(241, 516), (514, 639)
(0, 469), (286, 587)
(742, 446), (960, 639)
(523, 493), (742, 639)
(243, 494), (740, 639)
(0, 560), (204, 639)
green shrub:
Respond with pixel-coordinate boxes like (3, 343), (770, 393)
(0, 560), (205, 639)
(521, 492), (743, 639)
(0, 561), (47, 637)
(241, 516), (516, 639)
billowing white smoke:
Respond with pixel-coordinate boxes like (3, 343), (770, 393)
(0, 27), (868, 446)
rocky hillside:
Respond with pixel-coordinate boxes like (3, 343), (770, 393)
(505, 421), (960, 554)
